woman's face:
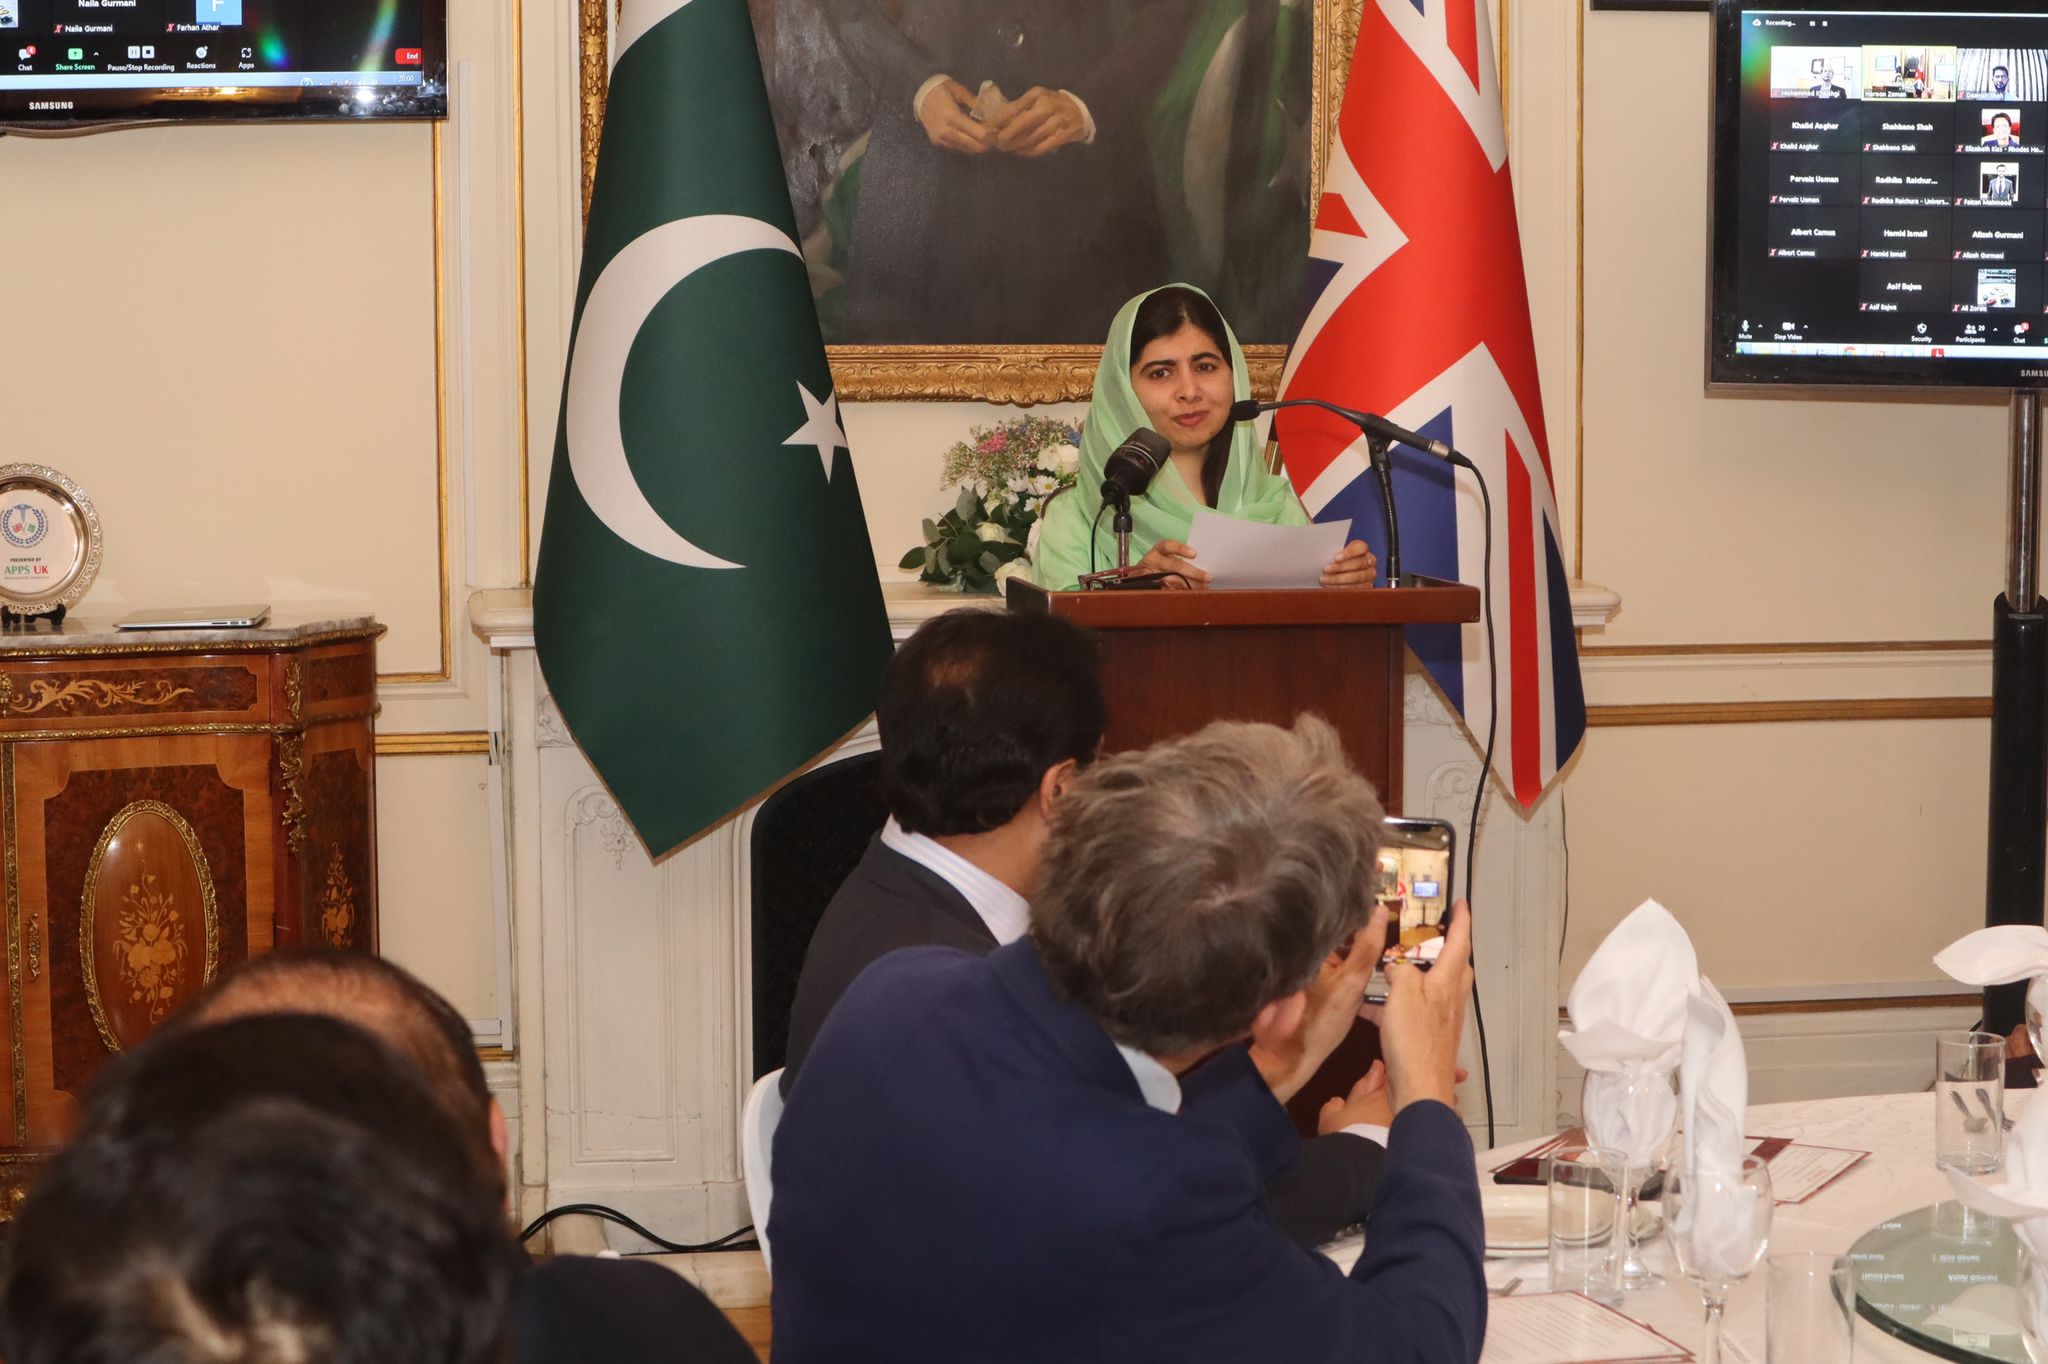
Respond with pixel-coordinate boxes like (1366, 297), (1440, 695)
(1130, 320), (1234, 458)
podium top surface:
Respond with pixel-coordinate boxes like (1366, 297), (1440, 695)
(1006, 579), (1480, 630)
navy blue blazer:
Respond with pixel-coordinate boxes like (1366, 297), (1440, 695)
(780, 837), (1388, 1247)
(770, 939), (1487, 1364)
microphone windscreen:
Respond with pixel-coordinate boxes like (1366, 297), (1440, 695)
(1228, 398), (1265, 423)
(1100, 428), (1170, 502)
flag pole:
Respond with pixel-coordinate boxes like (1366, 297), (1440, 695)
(1985, 390), (2048, 1037)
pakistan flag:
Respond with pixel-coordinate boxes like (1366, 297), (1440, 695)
(534, 0), (892, 857)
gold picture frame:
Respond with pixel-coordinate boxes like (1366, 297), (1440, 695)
(576, 0), (1366, 402)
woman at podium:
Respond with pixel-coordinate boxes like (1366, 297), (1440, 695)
(1031, 285), (1377, 590)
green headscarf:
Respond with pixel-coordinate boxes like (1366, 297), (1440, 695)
(1030, 284), (1307, 590)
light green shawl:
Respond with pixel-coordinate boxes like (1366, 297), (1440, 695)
(1031, 285), (1307, 591)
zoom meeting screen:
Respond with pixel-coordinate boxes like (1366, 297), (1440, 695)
(0, 0), (444, 123)
(1714, 4), (2048, 386)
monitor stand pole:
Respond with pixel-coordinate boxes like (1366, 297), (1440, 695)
(1985, 391), (2048, 1037)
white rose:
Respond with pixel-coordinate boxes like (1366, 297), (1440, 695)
(994, 560), (1031, 588)
(976, 522), (1010, 543)
(1051, 443), (1081, 472)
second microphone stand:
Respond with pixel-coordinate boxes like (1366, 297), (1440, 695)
(1368, 435), (1403, 586)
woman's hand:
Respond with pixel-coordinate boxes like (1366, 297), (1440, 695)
(1136, 540), (1209, 589)
(1319, 540), (1378, 589)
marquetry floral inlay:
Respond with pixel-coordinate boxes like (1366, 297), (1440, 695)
(319, 845), (356, 947)
(0, 677), (195, 715)
(116, 871), (189, 1025)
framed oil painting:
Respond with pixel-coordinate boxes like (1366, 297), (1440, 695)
(578, 0), (1366, 400)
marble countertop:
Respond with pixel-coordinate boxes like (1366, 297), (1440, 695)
(0, 610), (381, 653)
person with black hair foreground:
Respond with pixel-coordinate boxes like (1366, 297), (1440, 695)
(180, 948), (757, 1364)
(0, 1013), (525, 1364)
(780, 609), (1395, 1249)
(770, 716), (1485, 1363)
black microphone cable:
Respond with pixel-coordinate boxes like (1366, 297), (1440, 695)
(1460, 462), (1501, 1152)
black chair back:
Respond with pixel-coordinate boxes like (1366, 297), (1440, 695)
(748, 751), (886, 1078)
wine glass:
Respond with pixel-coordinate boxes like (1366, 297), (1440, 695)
(1664, 1155), (1773, 1364)
(1582, 1065), (1678, 1288)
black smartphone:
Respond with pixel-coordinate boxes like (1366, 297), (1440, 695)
(1363, 817), (1456, 1001)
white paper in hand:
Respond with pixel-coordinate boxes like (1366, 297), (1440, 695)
(1186, 508), (1350, 588)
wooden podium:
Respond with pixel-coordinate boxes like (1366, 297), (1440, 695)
(1005, 580), (1478, 813)
(1006, 579), (1480, 1129)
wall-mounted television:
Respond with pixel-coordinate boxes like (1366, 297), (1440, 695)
(1712, 2), (2048, 388)
(0, 0), (445, 129)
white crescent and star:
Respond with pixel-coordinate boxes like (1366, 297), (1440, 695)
(565, 212), (845, 572)
(617, 0), (695, 60)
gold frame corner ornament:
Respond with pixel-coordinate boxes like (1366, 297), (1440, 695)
(79, 800), (222, 1056)
(574, 0), (1364, 403)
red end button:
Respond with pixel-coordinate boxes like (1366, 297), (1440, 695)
(395, 47), (422, 66)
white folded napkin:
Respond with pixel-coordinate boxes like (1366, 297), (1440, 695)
(1947, 1095), (2048, 1255)
(1673, 978), (1765, 1281)
(1562, 901), (1697, 1166)
(1935, 924), (2048, 987)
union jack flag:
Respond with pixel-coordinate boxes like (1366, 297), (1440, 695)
(1276, 0), (1584, 809)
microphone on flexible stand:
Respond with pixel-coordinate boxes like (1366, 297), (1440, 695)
(1231, 397), (1471, 587)
(1079, 428), (1172, 588)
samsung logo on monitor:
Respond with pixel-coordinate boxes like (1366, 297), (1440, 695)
(26, 100), (70, 110)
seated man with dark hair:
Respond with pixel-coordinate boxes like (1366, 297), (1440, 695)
(180, 948), (756, 1364)
(0, 1013), (525, 1364)
(782, 608), (1394, 1248)
(771, 717), (1486, 1363)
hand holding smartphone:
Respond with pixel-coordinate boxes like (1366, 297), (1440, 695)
(1363, 816), (1457, 1003)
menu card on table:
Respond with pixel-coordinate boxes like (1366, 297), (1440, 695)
(1492, 1130), (1866, 1206)
(1480, 1293), (1689, 1364)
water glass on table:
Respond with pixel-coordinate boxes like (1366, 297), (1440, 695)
(1548, 1143), (1626, 1306)
(1665, 1154), (1773, 1364)
(1934, 1029), (2006, 1174)
(1765, 1250), (1852, 1364)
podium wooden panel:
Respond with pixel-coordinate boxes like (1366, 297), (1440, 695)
(1006, 580), (1479, 1133)
(1005, 581), (1478, 814)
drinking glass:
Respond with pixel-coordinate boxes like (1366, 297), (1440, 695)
(1665, 1155), (1774, 1364)
(1582, 1065), (1678, 1288)
(1548, 1143), (1627, 1305)
(1765, 1250), (1853, 1364)
(1934, 1030), (2005, 1174)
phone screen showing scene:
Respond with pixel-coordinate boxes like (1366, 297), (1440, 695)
(1377, 843), (1451, 967)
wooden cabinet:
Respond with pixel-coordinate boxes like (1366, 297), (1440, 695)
(0, 620), (380, 1167)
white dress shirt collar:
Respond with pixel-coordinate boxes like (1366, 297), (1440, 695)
(1114, 1043), (1183, 1115)
(879, 817), (1032, 945)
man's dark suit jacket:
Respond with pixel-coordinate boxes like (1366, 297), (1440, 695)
(780, 837), (1386, 1246)
(515, 1255), (755, 1362)
(770, 940), (1486, 1364)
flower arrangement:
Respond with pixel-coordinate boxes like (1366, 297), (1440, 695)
(899, 414), (1082, 593)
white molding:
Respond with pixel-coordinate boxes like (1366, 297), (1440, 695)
(1716, 979), (1972, 1006)
(1554, 1002), (1976, 1131)
(472, 580), (1625, 653)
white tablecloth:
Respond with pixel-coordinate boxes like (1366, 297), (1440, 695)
(1328, 1090), (2032, 1362)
